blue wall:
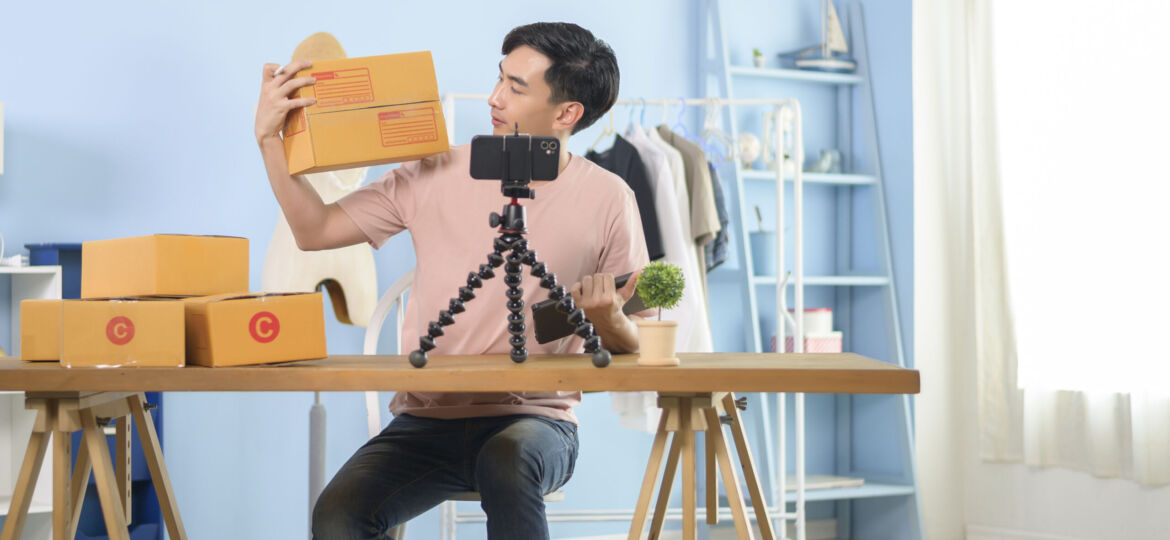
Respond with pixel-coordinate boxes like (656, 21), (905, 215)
(0, 1), (912, 538)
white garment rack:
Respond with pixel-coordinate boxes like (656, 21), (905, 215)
(430, 93), (809, 539)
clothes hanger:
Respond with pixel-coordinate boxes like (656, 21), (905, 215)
(701, 98), (736, 163)
(587, 108), (617, 153)
(671, 97), (691, 139)
(626, 98), (648, 137)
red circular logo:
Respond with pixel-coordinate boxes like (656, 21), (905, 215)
(249, 312), (280, 343)
(106, 316), (135, 345)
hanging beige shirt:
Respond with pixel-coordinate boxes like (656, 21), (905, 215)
(656, 125), (721, 248)
(656, 125), (721, 296)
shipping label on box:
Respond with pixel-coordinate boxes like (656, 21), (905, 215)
(183, 292), (327, 367)
(20, 299), (62, 362)
(282, 51), (450, 175)
(61, 298), (185, 368)
(81, 234), (248, 299)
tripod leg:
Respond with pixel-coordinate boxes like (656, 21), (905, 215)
(408, 243), (505, 368)
(503, 240), (529, 363)
(522, 245), (612, 367)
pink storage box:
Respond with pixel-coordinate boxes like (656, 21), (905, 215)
(770, 331), (843, 353)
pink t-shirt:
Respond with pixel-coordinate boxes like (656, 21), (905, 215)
(336, 144), (650, 424)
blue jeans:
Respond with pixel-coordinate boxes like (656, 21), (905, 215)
(312, 413), (579, 540)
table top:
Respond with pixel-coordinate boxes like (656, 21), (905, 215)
(0, 353), (919, 394)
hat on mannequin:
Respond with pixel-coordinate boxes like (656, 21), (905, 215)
(291, 32), (346, 63)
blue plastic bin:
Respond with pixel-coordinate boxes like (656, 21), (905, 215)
(25, 243), (82, 299)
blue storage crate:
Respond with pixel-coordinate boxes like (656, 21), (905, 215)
(25, 242), (82, 299)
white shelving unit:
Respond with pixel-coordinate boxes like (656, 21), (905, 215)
(703, 1), (922, 539)
(1, 265), (61, 536)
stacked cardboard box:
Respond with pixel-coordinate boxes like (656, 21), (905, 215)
(21, 234), (327, 367)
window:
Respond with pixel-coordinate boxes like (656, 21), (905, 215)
(994, 0), (1170, 392)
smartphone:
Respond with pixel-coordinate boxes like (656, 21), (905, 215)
(531, 272), (647, 344)
(470, 134), (560, 182)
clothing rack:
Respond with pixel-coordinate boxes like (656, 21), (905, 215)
(431, 93), (810, 538)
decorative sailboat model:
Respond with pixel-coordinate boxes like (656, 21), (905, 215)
(779, 0), (856, 73)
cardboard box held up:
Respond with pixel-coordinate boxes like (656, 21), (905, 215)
(82, 234), (248, 299)
(20, 299), (62, 361)
(283, 51), (450, 175)
(183, 292), (327, 367)
(61, 298), (186, 368)
(283, 49), (446, 172)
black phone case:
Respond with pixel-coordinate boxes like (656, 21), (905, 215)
(531, 272), (646, 344)
(469, 135), (560, 181)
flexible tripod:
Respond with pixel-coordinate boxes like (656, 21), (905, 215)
(408, 137), (613, 369)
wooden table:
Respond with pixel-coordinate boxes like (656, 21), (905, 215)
(0, 353), (919, 540)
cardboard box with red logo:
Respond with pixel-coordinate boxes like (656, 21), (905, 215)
(60, 297), (186, 368)
(20, 299), (62, 361)
(183, 292), (327, 367)
(282, 51), (450, 175)
(82, 234), (249, 299)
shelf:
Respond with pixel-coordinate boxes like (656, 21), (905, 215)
(752, 275), (890, 287)
(740, 170), (877, 185)
(790, 482), (916, 502)
(729, 65), (863, 85)
(0, 495), (53, 516)
(0, 266), (61, 275)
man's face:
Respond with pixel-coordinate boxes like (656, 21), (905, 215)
(489, 45), (573, 137)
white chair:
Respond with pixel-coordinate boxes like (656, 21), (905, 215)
(306, 269), (416, 539)
(360, 268), (562, 540)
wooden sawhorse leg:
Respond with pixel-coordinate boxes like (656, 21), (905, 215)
(0, 392), (187, 540)
(627, 392), (776, 540)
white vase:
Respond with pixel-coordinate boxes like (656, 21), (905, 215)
(753, 55), (766, 68)
(637, 320), (680, 366)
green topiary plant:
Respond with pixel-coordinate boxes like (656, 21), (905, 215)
(636, 261), (685, 321)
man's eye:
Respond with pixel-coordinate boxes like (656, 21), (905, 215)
(511, 87), (523, 94)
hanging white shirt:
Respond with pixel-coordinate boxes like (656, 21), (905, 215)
(627, 124), (712, 353)
(606, 124), (715, 433)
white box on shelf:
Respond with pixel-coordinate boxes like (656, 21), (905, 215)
(787, 307), (834, 334)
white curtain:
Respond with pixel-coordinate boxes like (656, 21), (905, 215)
(916, 0), (1170, 485)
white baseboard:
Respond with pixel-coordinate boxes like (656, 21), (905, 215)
(558, 519), (836, 540)
(967, 524), (1089, 540)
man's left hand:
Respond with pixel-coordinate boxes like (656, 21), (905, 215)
(569, 272), (639, 326)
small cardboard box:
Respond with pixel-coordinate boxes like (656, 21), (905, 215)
(283, 51), (450, 175)
(20, 299), (62, 362)
(61, 297), (186, 368)
(183, 292), (327, 367)
(81, 234), (249, 299)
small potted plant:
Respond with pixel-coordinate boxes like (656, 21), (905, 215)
(635, 261), (685, 366)
(752, 48), (766, 68)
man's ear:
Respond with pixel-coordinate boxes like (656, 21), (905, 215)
(553, 102), (584, 132)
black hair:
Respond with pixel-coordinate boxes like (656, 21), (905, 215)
(502, 22), (619, 135)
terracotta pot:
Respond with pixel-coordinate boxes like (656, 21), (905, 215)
(636, 320), (679, 366)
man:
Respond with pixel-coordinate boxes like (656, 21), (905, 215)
(254, 22), (649, 540)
